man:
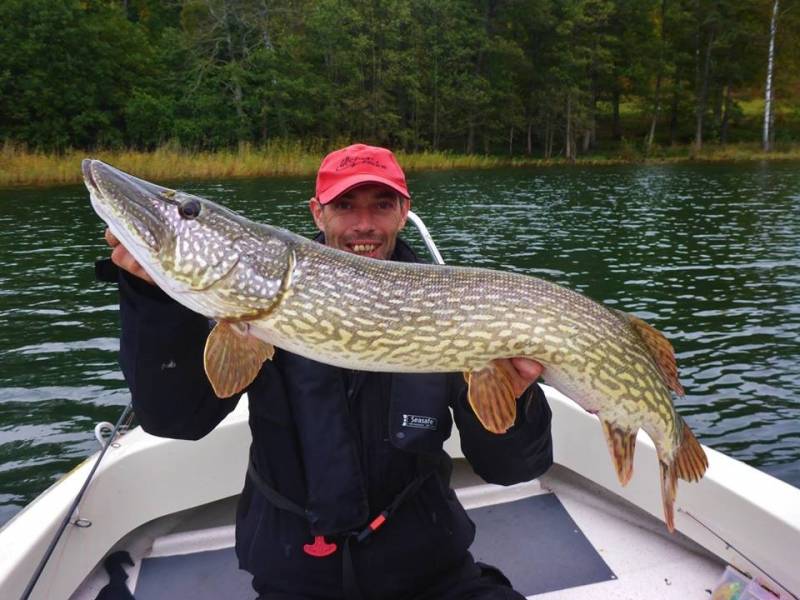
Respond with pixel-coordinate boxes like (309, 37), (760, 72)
(101, 143), (553, 599)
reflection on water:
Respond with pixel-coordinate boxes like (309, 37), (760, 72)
(1, 162), (799, 525)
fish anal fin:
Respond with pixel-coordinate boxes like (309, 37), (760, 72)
(674, 418), (709, 482)
(465, 361), (517, 434)
(204, 321), (275, 398)
(617, 310), (685, 396)
(601, 420), (637, 486)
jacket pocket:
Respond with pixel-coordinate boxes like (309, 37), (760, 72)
(389, 373), (454, 454)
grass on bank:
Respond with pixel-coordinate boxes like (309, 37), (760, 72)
(3, 140), (800, 188)
(0, 141), (513, 187)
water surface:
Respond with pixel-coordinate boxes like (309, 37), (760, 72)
(1, 162), (799, 526)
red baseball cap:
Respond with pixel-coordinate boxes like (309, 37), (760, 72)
(315, 144), (410, 204)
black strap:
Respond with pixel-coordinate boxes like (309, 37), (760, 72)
(342, 456), (439, 600)
(342, 536), (363, 600)
(247, 454), (441, 600)
(246, 459), (307, 519)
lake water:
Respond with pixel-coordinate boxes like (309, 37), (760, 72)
(1, 162), (799, 526)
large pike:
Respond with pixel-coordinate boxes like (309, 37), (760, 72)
(83, 159), (707, 531)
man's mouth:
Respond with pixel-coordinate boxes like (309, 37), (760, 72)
(347, 241), (382, 256)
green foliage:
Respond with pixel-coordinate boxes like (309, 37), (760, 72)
(0, 0), (156, 150)
(1, 0), (798, 154)
(124, 91), (175, 149)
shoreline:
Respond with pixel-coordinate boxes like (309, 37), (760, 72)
(2, 143), (800, 188)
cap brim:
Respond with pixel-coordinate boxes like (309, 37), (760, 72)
(318, 174), (410, 204)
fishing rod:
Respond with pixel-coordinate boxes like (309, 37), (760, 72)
(678, 508), (799, 600)
(20, 400), (134, 600)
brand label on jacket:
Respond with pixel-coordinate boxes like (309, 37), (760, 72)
(401, 414), (438, 430)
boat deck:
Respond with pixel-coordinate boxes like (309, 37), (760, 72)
(71, 463), (723, 599)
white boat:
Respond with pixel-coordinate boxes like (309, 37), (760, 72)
(0, 384), (798, 600)
(3, 212), (798, 599)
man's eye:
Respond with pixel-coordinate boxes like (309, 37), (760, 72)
(377, 201), (394, 210)
(334, 202), (351, 211)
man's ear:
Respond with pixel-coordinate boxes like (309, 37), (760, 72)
(399, 197), (411, 229)
(309, 197), (325, 231)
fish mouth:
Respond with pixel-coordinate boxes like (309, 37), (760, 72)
(81, 159), (99, 192)
(83, 160), (246, 307)
(83, 159), (177, 276)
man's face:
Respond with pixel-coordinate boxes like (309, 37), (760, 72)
(309, 184), (410, 260)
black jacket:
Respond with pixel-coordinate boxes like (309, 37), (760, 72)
(106, 238), (553, 599)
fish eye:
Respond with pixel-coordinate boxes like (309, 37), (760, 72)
(178, 198), (202, 220)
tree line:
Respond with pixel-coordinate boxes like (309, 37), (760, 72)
(1, 0), (797, 157)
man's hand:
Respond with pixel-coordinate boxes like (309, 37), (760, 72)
(496, 357), (544, 397)
(105, 228), (155, 284)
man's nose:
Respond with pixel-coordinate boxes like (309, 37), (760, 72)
(352, 207), (376, 232)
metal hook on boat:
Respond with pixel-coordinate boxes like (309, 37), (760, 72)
(94, 419), (131, 448)
(94, 421), (116, 448)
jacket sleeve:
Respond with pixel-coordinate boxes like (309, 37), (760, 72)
(451, 376), (553, 486)
(115, 265), (239, 440)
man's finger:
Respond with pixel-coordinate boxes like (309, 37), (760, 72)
(510, 357), (544, 382)
(490, 358), (539, 397)
(104, 228), (119, 247)
(110, 244), (135, 272)
(111, 244), (155, 284)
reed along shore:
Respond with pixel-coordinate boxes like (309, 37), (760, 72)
(3, 141), (800, 188)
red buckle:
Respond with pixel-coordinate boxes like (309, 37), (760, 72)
(369, 513), (386, 531)
(303, 535), (337, 557)
(356, 510), (390, 542)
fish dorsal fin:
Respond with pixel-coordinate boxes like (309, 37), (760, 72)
(616, 310), (685, 396)
(204, 321), (275, 398)
(464, 361), (517, 434)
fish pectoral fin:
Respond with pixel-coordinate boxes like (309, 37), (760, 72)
(204, 321), (275, 398)
(616, 310), (685, 396)
(465, 361), (517, 434)
(600, 420), (638, 486)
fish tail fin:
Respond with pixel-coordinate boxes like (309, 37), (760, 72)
(658, 459), (678, 532)
(658, 418), (708, 533)
(675, 417), (708, 482)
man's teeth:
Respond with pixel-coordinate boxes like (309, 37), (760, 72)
(352, 244), (377, 253)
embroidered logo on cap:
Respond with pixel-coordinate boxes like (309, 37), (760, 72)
(401, 414), (438, 430)
(336, 156), (387, 171)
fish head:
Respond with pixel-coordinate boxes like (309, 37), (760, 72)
(83, 159), (292, 318)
